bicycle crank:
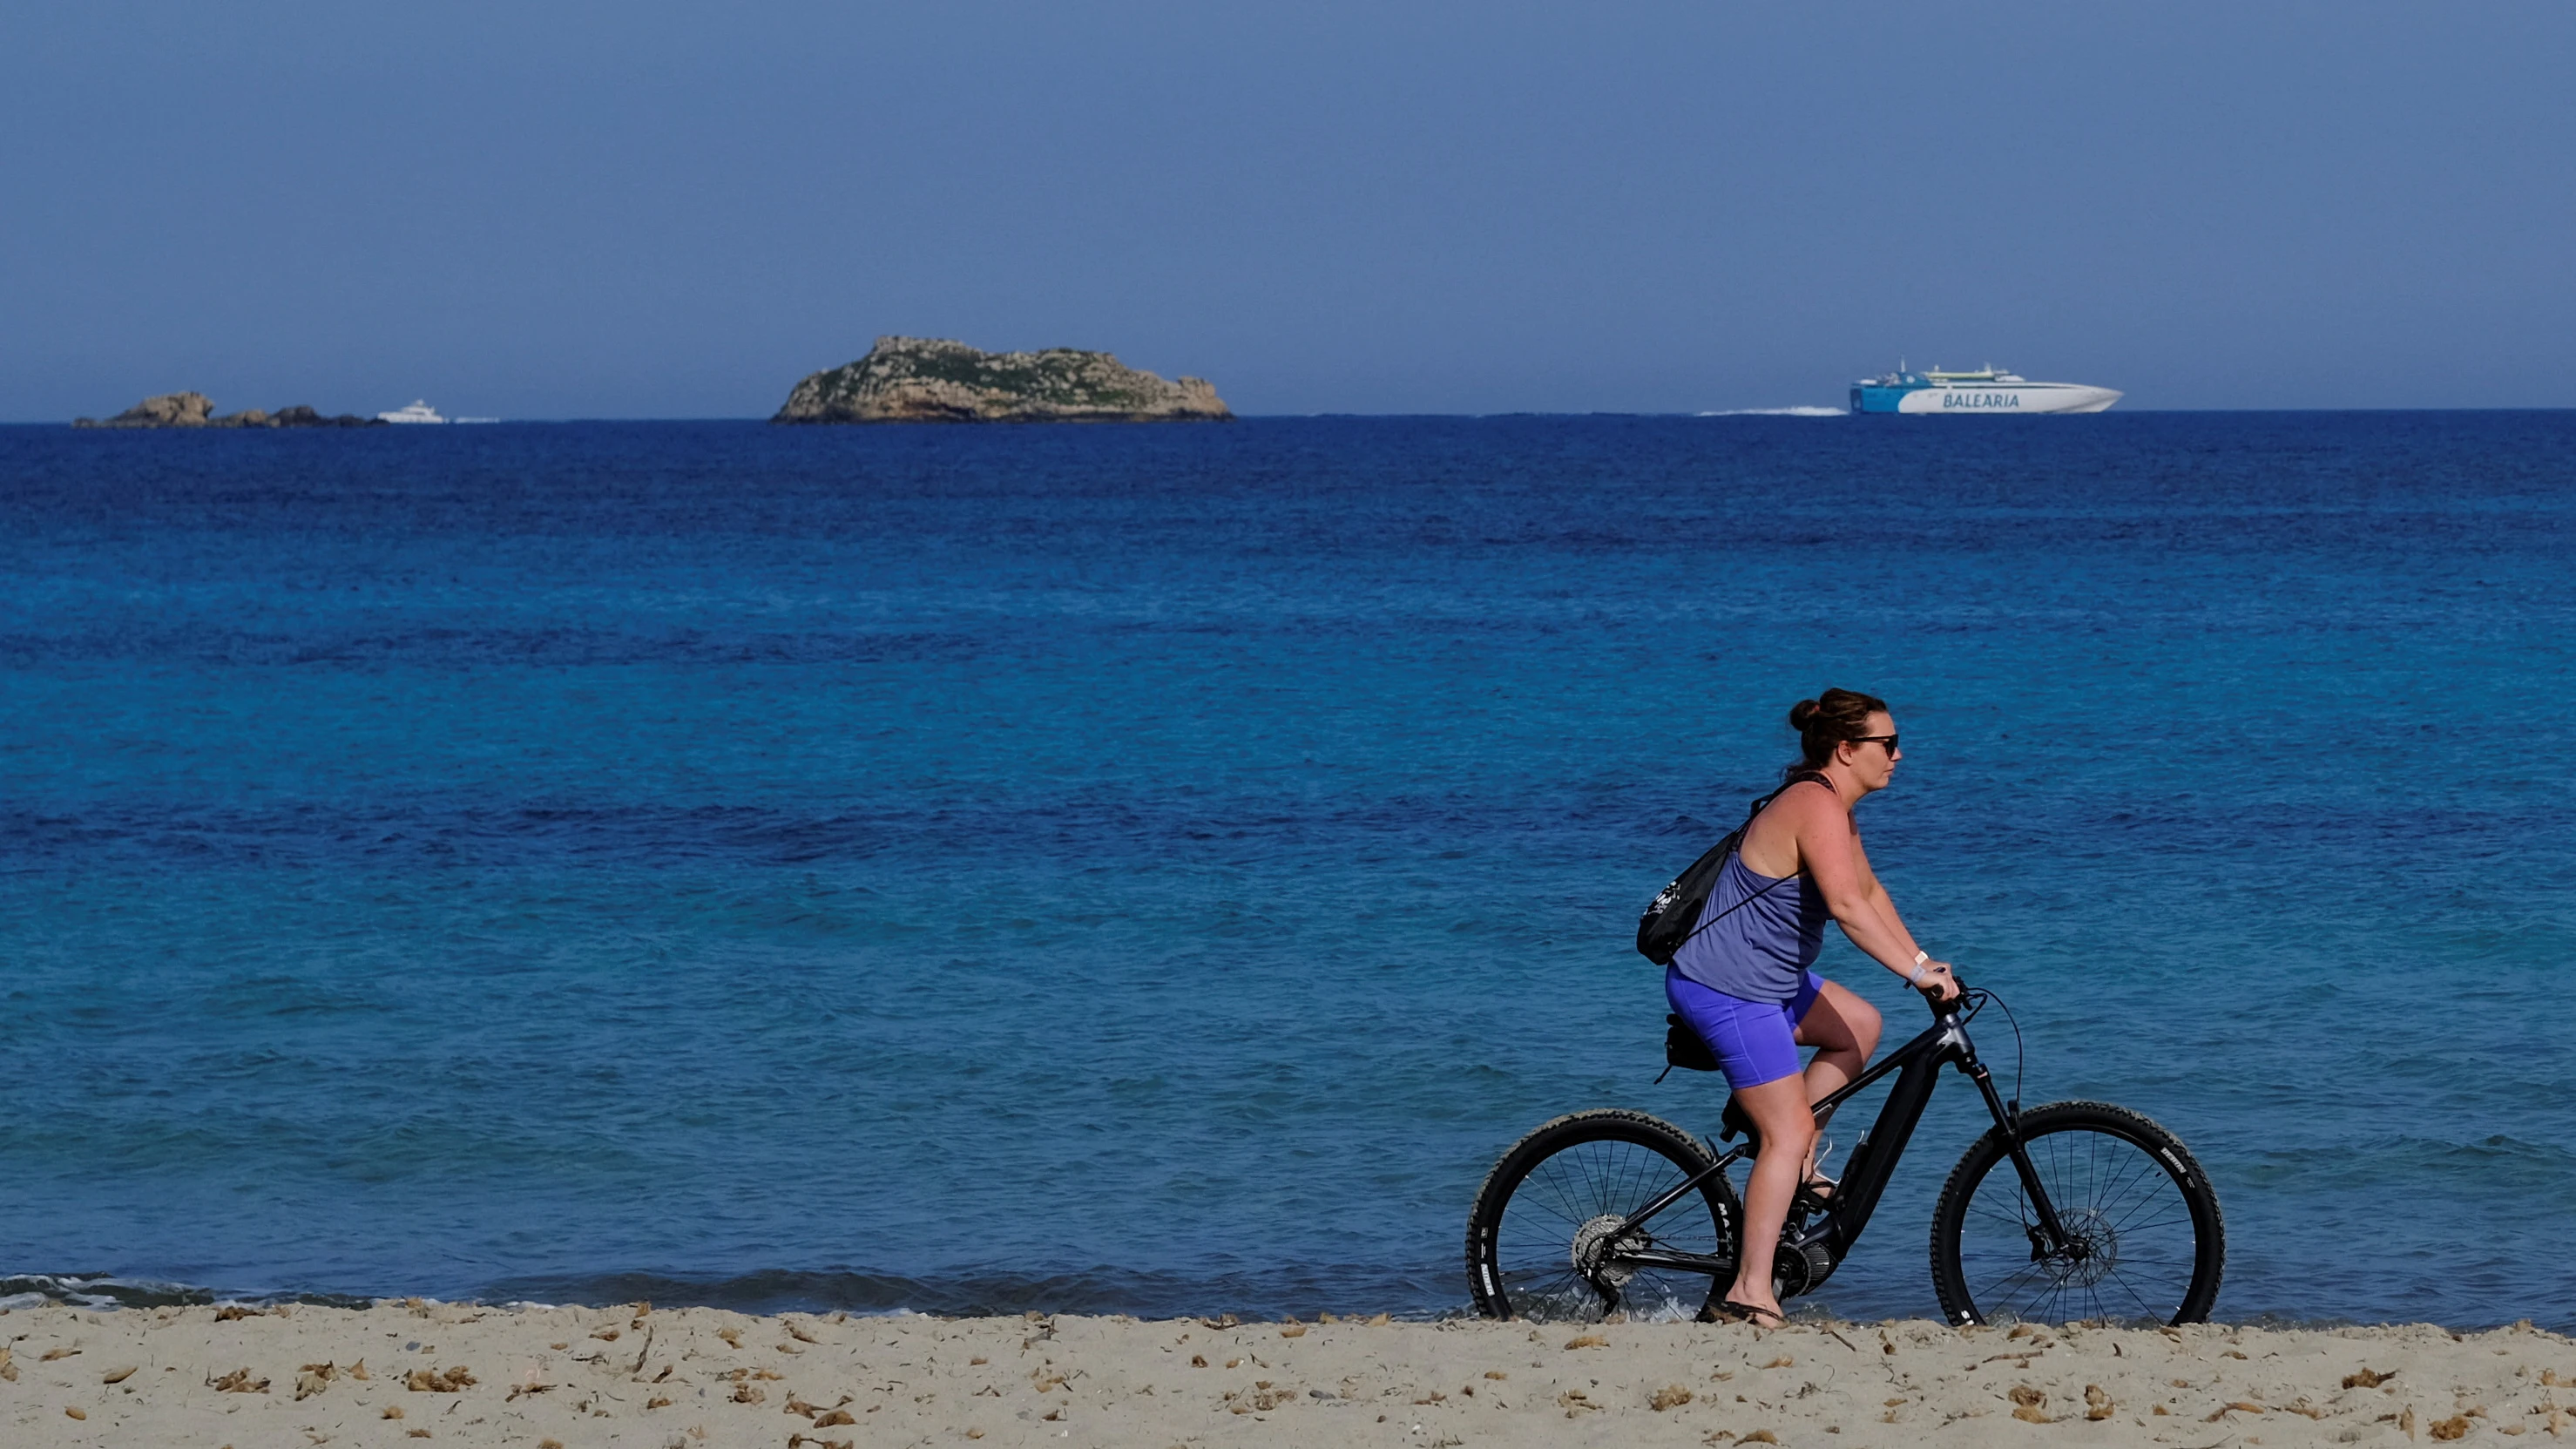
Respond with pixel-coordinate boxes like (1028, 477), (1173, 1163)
(1773, 1231), (1840, 1299)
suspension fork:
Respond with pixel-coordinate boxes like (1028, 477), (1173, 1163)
(1963, 1056), (2079, 1253)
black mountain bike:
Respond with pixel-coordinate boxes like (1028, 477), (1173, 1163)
(1465, 980), (2224, 1325)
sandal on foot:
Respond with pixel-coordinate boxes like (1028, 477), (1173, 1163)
(1718, 1299), (1788, 1329)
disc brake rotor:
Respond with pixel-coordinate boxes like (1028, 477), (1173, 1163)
(2044, 1205), (2119, 1290)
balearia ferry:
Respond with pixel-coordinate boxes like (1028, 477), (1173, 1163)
(1850, 364), (2120, 415)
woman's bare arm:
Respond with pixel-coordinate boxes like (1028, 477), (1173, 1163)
(1788, 787), (1955, 995)
(1855, 855), (1921, 961)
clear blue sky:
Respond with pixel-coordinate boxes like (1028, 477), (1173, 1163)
(5, 2), (2572, 418)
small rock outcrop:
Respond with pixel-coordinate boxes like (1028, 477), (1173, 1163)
(266, 405), (382, 428)
(77, 392), (217, 428)
(74, 394), (383, 428)
(772, 337), (1232, 424)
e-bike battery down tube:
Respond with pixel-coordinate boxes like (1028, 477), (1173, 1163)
(1810, 1043), (1945, 1256)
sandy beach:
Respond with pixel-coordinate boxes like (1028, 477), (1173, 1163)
(4, 1300), (2568, 1448)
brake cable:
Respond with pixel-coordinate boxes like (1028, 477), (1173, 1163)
(1964, 984), (2029, 1128)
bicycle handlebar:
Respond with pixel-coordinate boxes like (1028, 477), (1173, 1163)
(1921, 968), (1967, 1016)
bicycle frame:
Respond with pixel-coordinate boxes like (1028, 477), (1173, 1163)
(1605, 992), (2077, 1292)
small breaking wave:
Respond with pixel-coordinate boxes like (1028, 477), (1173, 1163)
(0, 1273), (375, 1312)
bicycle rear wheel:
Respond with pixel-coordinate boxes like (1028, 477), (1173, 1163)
(1930, 1100), (2224, 1326)
(1465, 1109), (1741, 1322)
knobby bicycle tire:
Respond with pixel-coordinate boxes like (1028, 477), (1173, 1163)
(1929, 1100), (2225, 1326)
(1465, 1108), (1741, 1323)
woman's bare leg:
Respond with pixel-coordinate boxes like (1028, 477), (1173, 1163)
(1723, 1073), (1815, 1323)
(1790, 980), (1883, 1186)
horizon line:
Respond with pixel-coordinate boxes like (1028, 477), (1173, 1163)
(9, 404), (2576, 427)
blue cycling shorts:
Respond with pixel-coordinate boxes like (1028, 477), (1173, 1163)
(1665, 965), (1825, 1091)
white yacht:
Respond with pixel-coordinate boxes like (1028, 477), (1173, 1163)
(1850, 365), (2120, 415)
(377, 400), (447, 424)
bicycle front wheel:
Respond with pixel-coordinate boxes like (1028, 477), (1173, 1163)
(1465, 1108), (1741, 1322)
(1930, 1100), (2225, 1326)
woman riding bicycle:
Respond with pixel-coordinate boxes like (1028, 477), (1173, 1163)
(1667, 687), (1960, 1327)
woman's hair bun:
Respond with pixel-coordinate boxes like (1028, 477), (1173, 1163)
(1782, 687), (1890, 782)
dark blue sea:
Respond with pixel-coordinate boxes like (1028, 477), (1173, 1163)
(3, 414), (2572, 1328)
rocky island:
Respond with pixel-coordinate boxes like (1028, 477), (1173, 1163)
(773, 336), (1231, 423)
(74, 393), (383, 428)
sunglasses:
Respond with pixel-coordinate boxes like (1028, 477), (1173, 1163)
(1850, 734), (1899, 754)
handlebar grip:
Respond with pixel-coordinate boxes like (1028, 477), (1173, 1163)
(1919, 967), (1966, 1012)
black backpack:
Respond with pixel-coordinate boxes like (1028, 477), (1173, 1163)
(1633, 772), (1827, 966)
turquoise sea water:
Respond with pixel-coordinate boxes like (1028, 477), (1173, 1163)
(3, 414), (2572, 1327)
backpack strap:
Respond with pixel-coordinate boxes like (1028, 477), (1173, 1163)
(1668, 774), (1830, 957)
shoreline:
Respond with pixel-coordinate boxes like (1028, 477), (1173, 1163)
(7, 1301), (2567, 1446)
(4, 1276), (2554, 1337)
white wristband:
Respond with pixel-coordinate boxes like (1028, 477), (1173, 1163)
(1905, 951), (1929, 985)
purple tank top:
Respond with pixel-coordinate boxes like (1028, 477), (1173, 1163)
(1667, 850), (1829, 1004)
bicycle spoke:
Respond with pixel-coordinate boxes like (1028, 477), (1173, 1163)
(1523, 1161), (1591, 1229)
(1968, 1200), (2033, 1230)
(1975, 1259), (2059, 1302)
(2092, 1149), (2165, 1222)
(2102, 1263), (2161, 1319)
(2108, 1205), (2191, 1237)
